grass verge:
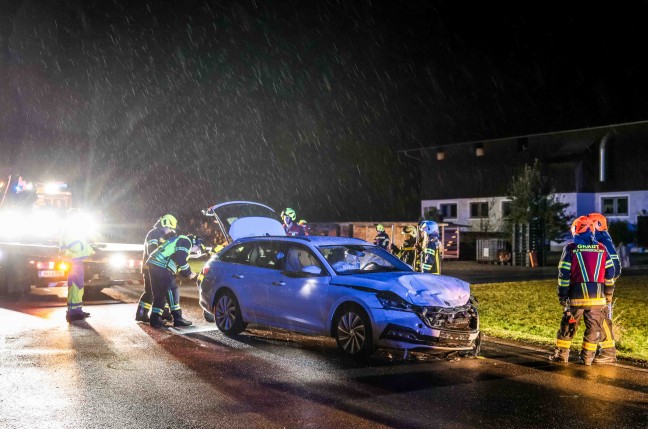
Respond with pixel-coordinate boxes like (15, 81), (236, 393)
(472, 275), (648, 363)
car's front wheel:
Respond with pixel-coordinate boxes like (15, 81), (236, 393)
(213, 289), (244, 336)
(334, 304), (374, 358)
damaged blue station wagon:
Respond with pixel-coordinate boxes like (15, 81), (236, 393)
(197, 202), (481, 358)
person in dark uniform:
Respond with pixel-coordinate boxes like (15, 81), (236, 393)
(135, 214), (176, 323)
(281, 207), (306, 236)
(588, 212), (620, 363)
(549, 216), (615, 365)
(373, 224), (390, 250)
(146, 233), (198, 328)
(391, 226), (417, 267)
(419, 220), (441, 274)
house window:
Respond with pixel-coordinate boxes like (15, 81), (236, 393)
(501, 201), (512, 218)
(470, 202), (489, 218)
(440, 203), (457, 219)
(601, 197), (628, 216)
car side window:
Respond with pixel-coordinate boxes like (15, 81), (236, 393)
(247, 241), (282, 270)
(218, 243), (253, 264)
(281, 243), (325, 275)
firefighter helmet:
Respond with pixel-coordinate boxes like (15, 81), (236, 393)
(159, 214), (177, 230)
(376, 224), (385, 232)
(571, 216), (593, 236)
(588, 213), (608, 232)
(402, 226), (417, 237)
(419, 220), (439, 236)
(283, 208), (296, 221)
(298, 219), (307, 226)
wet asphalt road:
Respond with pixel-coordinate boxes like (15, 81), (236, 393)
(1, 275), (647, 429)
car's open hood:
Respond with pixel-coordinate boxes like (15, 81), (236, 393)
(202, 201), (285, 242)
(332, 272), (471, 307)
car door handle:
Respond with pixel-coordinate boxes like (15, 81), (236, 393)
(233, 274), (245, 279)
(272, 281), (285, 286)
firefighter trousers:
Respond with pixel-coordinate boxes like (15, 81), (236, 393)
(149, 266), (181, 316)
(555, 307), (608, 360)
(137, 268), (170, 316)
(67, 260), (85, 315)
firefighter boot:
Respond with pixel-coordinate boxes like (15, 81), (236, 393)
(594, 350), (617, 364)
(149, 313), (166, 328)
(548, 347), (569, 363)
(161, 305), (173, 322)
(66, 311), (86, 323)
(172, 310), (192, 327)
(135, 306), (150, 323)
(579, 351), (595, 366)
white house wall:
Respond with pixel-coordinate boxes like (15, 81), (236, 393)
(422, 190), (648, 233)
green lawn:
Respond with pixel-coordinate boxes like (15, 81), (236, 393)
(472, 275), (648, 363)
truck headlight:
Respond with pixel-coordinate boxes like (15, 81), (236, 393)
(109, 254), (127, 269)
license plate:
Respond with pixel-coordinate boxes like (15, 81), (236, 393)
(439, 331), (470, 341)
(38, 270), (65, 278)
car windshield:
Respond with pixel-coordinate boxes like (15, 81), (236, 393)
(318, 244), (411, 275)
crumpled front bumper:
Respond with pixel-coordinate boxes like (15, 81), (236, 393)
(371, 306), (480, 351)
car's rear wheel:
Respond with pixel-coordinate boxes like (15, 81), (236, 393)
(334, 304), (374, 358)
(214, 289), (245, 336)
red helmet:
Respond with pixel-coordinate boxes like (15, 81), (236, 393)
(588, 212), (608, 232)
(571, 216), (593, 236)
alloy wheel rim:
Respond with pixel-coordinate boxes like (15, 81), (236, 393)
(337, 312), (366, 354)
(215, 295), (235, 330)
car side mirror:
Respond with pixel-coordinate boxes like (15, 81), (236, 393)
(301, 265), (322, 275)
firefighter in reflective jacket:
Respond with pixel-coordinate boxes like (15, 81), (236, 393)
(146, 234), (197, 327)
(60, 211), (95, 323)
(419, 220), (441, 274)
(391, 226), (417, 266)
(588, 212), (620, 363)
(135, 214), (176, 323)
(373, 224), (390, 250)
(281, 207), (306, 236)
(549, 216), (615, 365)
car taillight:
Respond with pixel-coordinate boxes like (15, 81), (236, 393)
(201, 266), (210, 276)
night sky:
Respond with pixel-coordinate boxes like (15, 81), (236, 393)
(1, 1), (648, 228)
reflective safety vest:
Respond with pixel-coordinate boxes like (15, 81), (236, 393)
(147, 235), (191, 274)
(558, 242), (615, 308)
(60, 231), (95, 261)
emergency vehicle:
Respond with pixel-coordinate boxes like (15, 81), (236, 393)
(0, 175), (143, 295)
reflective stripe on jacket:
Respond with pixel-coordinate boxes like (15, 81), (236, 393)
(147, 235), (192, 276)
(558, 242), (615, 308)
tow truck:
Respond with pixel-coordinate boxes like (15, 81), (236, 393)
(0, 175), (143, 295)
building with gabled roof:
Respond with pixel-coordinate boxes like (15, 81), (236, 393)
(399, 121), (648, 233)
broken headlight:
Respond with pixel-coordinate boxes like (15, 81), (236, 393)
(376, 291), (415, 312)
